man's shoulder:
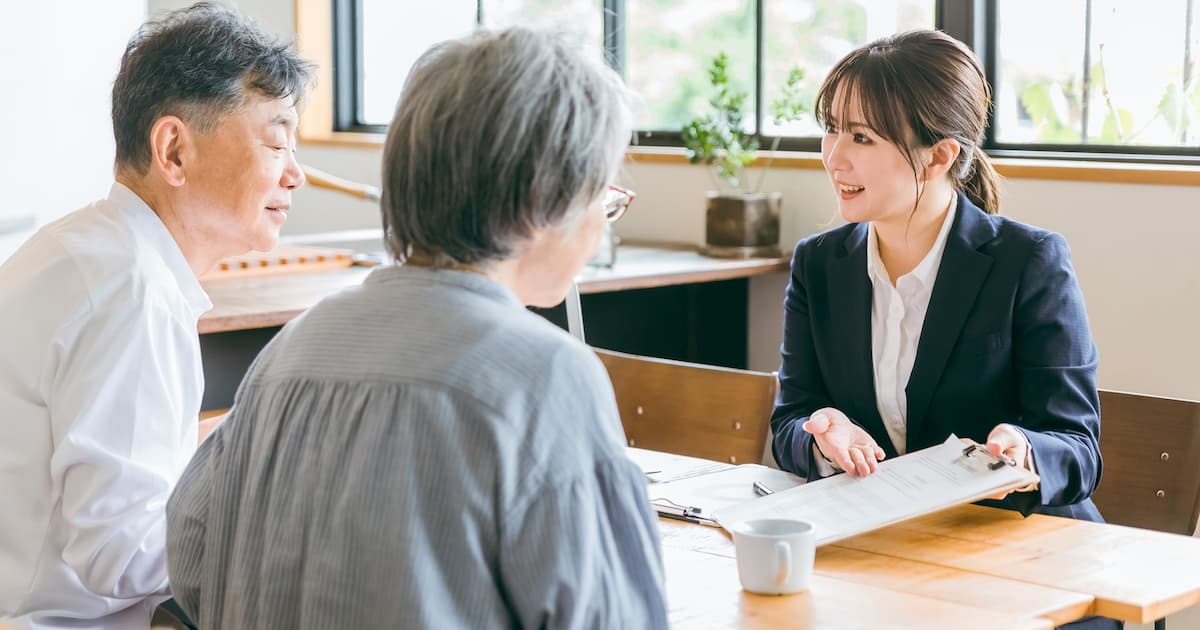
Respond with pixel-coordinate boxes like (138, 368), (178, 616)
(1, 204), (183, 327)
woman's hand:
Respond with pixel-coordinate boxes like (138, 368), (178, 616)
(803, 408), (886, 477)
(986, 423), (1032, 499)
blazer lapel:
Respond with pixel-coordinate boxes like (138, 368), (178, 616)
(827, 224), (893, 456)
(905, 195), (998, 451)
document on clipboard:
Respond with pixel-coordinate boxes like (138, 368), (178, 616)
(625, 447), (806, 527)
(712, 435), (1039, 545)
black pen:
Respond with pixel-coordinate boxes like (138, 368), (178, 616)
(752, 481), (774, 497)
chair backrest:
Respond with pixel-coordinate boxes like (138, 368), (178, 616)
(1093, 389), (1200, 536)
(594, 348), (778, 465)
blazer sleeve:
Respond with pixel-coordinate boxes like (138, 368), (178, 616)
(1007, 232), (1102, 513)
(770, 241), (834, 481)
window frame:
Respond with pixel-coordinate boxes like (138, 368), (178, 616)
(329, 0), (1200, 164)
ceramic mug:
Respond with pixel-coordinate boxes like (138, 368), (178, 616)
(730, 518), (816, 595)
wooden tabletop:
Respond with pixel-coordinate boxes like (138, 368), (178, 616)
(837, 505), (1200, 623)
(661, 503), (1200, 627)
(198, 243), (789, 334)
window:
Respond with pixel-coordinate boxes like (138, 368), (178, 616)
(340, 0), (601, 130)
(334, 0), (1199, 162)
(622, 0), (935, 145)
(991, 0), (1200, 158)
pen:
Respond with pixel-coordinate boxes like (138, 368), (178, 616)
(658, 511), (708, 525)
(752, 481), (774, 497)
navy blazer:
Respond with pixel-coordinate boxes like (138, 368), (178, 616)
(771, 193), (1104, 522)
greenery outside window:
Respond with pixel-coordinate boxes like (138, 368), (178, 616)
(989, 0), (1199, 161)
(332, 0), (1199, 163)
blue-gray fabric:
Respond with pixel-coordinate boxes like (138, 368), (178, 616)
(165, 264), (668, 629)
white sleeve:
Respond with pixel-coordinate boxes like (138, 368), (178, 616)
(47, 297), (200, 600)
(812, 443), (842, 477)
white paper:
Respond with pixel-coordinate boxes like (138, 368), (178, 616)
(712, 435), (1039, 545)
(648, 464), (805, 517)
(625, 447), (734, 484)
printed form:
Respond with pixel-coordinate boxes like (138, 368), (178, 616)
(713, 435), (1039, 545)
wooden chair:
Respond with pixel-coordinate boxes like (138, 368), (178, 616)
(1093, 390), (1200, 536)
(594, 348), (778, 465)
(1093, 390), (1200, 630)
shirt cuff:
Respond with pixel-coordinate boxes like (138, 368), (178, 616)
(1014, 431), (1040, 492)
(812, 443), (841, 477)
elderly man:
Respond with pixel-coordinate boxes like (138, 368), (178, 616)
(0, 4), (311, 628)
(166, 26), (667, 629)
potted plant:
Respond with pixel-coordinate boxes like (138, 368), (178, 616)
(682, 53), (808, 258)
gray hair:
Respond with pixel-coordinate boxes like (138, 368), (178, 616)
(381, 26), (633, 266)
(112, 2), (314, 175)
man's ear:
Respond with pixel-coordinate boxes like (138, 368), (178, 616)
(147, 115), (189, 187)
(923, 137), (961, 182)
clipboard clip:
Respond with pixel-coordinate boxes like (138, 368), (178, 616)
(959, 440), (1017, 471)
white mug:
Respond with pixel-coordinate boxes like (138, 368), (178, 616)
(730, 518), (816, 595)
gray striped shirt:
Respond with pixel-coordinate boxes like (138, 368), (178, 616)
(166, 265), (668, 629)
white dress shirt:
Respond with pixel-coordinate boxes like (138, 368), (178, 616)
(0, 183), (210, 630)
(866, 201), (957, 455)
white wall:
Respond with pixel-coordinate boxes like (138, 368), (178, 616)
(0, 0), (146, 238)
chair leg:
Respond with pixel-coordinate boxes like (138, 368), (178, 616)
(1155, 617), (1166, 630)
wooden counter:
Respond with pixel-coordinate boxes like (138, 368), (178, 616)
(198, 243), (790, 410)
(199, 243), (789, 335)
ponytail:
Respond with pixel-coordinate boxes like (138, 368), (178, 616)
(961, 148), (1001, 215)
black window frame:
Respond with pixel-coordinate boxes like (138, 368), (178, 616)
(333, 0), (1200, 164)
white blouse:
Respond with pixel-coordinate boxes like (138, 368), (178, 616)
(811, 200), (955, 475)
(866, 201), (957, 455)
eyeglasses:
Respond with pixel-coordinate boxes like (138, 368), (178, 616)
(602, 185), (636, 223)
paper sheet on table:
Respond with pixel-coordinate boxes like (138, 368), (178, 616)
(712, 435), (1039, 546)
(625, 447), (735, 483)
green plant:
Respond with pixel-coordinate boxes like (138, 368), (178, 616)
(681, 53), (809, 194)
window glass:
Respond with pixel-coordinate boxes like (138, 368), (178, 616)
(762, 0), (935, 136)
(994, 0), (1200, 148)
(626, 0), (756, 132)
(359, 3), (476, 125)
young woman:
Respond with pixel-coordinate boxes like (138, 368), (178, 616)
(773, 28), (1106, 547)
(770, 32), (1112, 629)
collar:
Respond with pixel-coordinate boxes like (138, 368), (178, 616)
(106, 182), (212, 317)
(866, 193), (958, 289)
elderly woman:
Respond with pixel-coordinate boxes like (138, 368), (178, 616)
(165, 27), (667, 629)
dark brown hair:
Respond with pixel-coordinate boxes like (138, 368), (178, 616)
(112, 3), (314, 175)
(814, 29), (1000, 215)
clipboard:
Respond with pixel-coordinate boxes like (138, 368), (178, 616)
(712, 435), (1040, 545)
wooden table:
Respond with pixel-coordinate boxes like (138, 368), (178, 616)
(198, 242), (789, 334)
(661, 503), (1200, 627)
